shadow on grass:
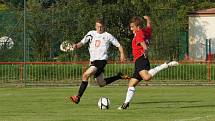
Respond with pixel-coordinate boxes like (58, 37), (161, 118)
(180, 105), (215, 108)
(133, 101), (215, 109)
(133, 100), (200, 105)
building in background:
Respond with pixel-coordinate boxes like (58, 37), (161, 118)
(189, 8), (215, 61)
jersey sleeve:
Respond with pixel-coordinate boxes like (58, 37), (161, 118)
(109, 34), (120, 47)
(80, 31), (93, 44)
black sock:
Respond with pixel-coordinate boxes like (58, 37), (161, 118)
(78, 81), (88, 97)
(105, 74), (122, 85)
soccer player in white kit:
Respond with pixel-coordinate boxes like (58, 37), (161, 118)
(69, 18), (129, 104)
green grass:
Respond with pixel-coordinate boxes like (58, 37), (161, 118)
(0, 86), (215, 121)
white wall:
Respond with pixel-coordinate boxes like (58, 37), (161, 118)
(189, 15), (215, 60)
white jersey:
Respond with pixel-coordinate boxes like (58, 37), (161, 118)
(80, 30), (120, 61)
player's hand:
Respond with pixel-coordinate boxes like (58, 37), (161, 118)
(143, 50), (148, 58)
(143, 16), (150, 20)
(120, 55), (126, 63)
(72, 44), (77, 49)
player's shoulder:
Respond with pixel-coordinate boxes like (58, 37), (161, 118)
(135, 29), (144, 35)
(144, 27), (152, 32)
(87, 30), (96, 35)
(103, 32), (114, 37)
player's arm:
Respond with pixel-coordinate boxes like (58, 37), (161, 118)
(73, 32), (92, 49)
(143, 16), (152, 46)
(109, 34), (126, 62)
(143, 16), (151, 28)
(140, 42), (148, 51)
(72, 42), (84, 49)
(118, 45), (126, 63)
(140, 41), (148, 58)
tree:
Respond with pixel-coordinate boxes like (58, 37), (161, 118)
(23, 0), (215, 61)
(0, 0), (26, 10)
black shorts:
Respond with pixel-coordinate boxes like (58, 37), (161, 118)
(132, 55), (150, 81)
(90, 60), (107, 78)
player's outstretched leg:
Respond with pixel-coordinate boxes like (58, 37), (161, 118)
(167, 60), (179, 67)
(119, 72), (131, 80)
(105, 72), (131, 85)
(148, 60), (179, 77)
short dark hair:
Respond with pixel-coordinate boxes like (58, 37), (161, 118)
(96, 18), (105, 26)
(130, 16), (143, 27)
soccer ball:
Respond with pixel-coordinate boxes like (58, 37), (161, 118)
(60, 41), (74, 52)
(97, 97), (111, 109)
(0, 36), (14, 50)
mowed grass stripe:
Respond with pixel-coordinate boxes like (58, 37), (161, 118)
(0, 86), (215, 121)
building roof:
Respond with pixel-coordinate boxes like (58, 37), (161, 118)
(190, 8), (215, 14)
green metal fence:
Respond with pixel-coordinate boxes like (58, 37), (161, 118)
(0, 61), (214, 87)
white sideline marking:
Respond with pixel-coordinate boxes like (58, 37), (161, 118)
(175, 115), (213, 121)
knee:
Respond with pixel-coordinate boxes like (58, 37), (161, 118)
(98, 81), (106, 87)
(82, 73), (90, 80)
(143, 77), (151, 81)
(128, 78), (139, 87)
(139, 71), (152, 81)
(96, 79), (106, 87)
(128, 83), (135, 87)
(98, 83), (105, 87)
(141, 75), (152, 81)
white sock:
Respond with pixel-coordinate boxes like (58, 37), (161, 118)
(148, 63), (168, 77)
(124, 87), (135, 103)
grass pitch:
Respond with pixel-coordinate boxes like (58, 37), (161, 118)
(0, 86), (215, 121)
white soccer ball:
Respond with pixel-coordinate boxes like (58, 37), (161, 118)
(60, 41), (74, 52)
(98, 97), (111, 109)
(0, 36), (14, 49)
